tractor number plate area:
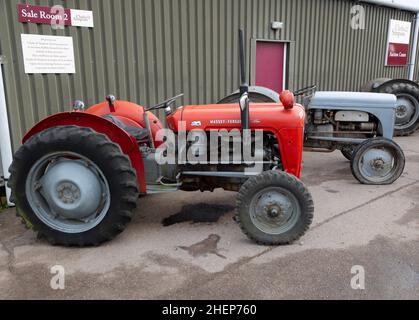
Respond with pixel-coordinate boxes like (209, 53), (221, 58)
(335, 111), (369, 122)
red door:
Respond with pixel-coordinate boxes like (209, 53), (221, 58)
(255, 41), (285, 93)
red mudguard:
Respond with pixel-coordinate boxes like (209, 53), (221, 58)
(22, 112), (147, 194)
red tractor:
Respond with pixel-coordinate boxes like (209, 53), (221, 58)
(8, 31), (314, 246)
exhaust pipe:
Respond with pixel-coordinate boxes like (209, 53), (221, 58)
(238, 29), (250, 130)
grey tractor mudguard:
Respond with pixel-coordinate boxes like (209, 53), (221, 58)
(308, 91), (397, 139)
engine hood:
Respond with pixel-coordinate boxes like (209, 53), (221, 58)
(308, 91), (397, 110)
(166, 103), (306, 133)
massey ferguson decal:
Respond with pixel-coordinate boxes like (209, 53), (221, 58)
(210, 119), (241, 125)
(208, 119), (261, 125)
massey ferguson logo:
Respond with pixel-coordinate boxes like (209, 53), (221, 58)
(209, 119), (241, 124)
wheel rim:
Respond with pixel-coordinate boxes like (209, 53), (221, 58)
(25, 152), (111, 234)
(357, 147), (397, 183)
(395, 93), (419, 130)
(249, 187), (301, 235)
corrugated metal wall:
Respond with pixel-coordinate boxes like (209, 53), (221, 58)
(0, 0), (416, 150)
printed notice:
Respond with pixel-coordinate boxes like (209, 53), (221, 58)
(386, 19), (411, 66)
(21, 34), (76, 74)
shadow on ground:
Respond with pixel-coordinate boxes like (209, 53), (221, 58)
(162, 203), (234, 226)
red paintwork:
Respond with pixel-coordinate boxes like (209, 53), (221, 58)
(22, 112), (147, 194)
(167, 103), (306, 178)
(23, 97), (305, 194)
(86, 100), (165, 148)
(280, 90), (295, 109)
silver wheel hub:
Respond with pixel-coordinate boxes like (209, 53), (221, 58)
(40, 160), (103, 220)
(26, 152), (111, 234)
(360, 148), (393, 178)
(396, 105), (408, 119)
(250, 187), (300, 235)
(371, 158), (385, 171)
(57, 183), (81, 204)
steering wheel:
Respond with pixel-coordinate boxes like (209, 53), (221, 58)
(146, 93), (184, 111)
(294, 85), (317, 97)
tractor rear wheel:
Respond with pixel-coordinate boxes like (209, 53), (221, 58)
(8, 126), (139, 246)
(378, 82), (419, 136)
(236, 171), (314, 245)
(350, 137), (405, 185)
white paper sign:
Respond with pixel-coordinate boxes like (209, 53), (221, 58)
(21, 34), (75, 74)
(388, 19), (411, 44)
(70, 9), (94, 28)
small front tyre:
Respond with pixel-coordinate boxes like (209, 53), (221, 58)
(350, 137), (405, 185)
(236, 171), (314, 246)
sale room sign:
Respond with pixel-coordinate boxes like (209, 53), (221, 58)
(386, 19), (412, 66)
(17, 4), (94, 28)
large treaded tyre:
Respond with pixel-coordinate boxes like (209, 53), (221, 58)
(8, 126), (139, 246)
(378, 82), (419, 136)
(236, 171), (314, 245)
(350, 137), (405, 185)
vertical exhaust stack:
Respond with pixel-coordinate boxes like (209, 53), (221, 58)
(239, 29), (250, 130)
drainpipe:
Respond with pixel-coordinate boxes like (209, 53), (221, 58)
(0, 57), (14, 206)
(408, 12), (419, 81)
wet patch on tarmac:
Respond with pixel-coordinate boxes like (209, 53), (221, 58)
(0, 254), (204, 300)
(0, 209), (38, 254)
(324, 188), (340, 194)
(397, 185), (419, 226)
(162, 203), (234, 226)
(397, 204), (419, 226)
(177, 234), (226, 259)
(162, 237), (419, 300)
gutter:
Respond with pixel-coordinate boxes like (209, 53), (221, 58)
(362, 0), (419, 12)
(409, 12), (419, 80)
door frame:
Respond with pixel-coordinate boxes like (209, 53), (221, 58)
(250, 39), (295, 91)
(0, 56), (14, 206)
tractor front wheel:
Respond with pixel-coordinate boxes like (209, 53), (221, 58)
(236, 171), (314, 245)
(350, 137), (405, 185)
(8, 126), (139, 246)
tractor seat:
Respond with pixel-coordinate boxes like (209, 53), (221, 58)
(103, 114), (150, 142)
